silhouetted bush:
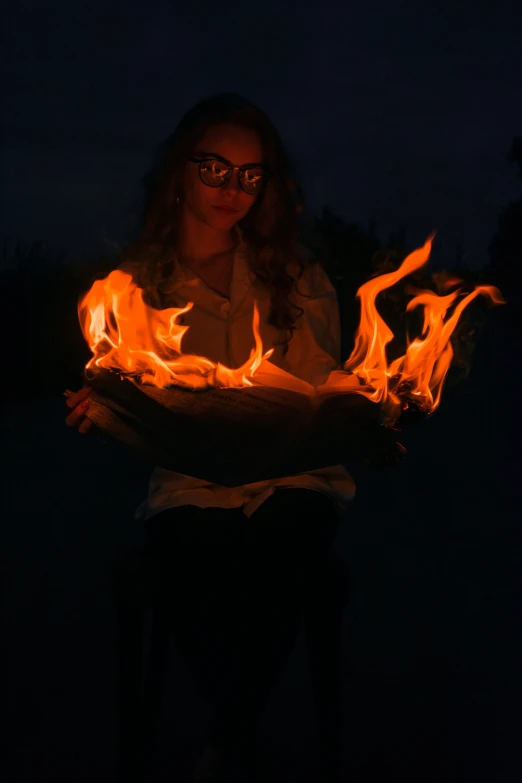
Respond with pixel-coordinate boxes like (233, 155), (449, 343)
(1, 240), (116, 401)
(485, 136), (522, 334)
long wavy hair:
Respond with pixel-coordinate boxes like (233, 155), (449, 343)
(117, 92), (322, 356)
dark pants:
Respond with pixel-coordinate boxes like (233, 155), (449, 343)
(144, 487), (340, 751)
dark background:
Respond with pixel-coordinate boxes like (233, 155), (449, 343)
(1, 0), (521, 269)
(2, 1), (521, 781)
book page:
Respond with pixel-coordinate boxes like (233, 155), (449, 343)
(316, 369), (371, 396)
(249, 359), (370, 400)
(248, 358), (317, 397)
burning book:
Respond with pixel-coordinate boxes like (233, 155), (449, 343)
(85, 366), (386, 486)
(77, 235), (504, 484)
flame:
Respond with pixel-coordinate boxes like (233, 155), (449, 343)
(78, 269), (274, 390)
(78, 237), (505, 423)
(343, 234), (505, 421)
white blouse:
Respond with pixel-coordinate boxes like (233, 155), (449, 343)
(119, 225), (356, 523)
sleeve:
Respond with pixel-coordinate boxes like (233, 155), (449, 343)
(283, 258), (343, 387)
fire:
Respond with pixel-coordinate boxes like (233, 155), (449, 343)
(343, 234), (505, 421)
(77, 269), (274, 390)
(78, 235), (505, 421)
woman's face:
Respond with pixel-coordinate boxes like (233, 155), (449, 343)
(183, 124), (265, 230)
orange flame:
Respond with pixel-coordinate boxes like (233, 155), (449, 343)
(78, 269), (273, 390)
(78, 236), (505, 423)
(343, 234), (505, 421)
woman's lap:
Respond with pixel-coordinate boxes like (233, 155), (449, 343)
(144, 487), (340, 639)
(246, 487), (339, 549)
(142, 489), (340, 716)
(145, 487), (339, 546)
(144, 488), (339, 590)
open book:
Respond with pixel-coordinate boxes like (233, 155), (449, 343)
(249, 358), (368, 400)
(85, 361), (383, 486)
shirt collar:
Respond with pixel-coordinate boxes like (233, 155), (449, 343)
(160, 222), (257, 299)
(169, 223), (255, 283)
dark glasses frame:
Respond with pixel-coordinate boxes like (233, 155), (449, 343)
(188, 156), (272, 194)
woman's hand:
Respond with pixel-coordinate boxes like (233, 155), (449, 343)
(64, 385), (95, 435)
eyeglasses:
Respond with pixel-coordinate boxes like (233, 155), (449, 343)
(188, 156), (271, 195)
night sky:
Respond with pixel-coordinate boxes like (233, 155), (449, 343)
(2, 0), (521, 270)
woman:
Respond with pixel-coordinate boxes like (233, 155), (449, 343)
(65, 93), (403, 781)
